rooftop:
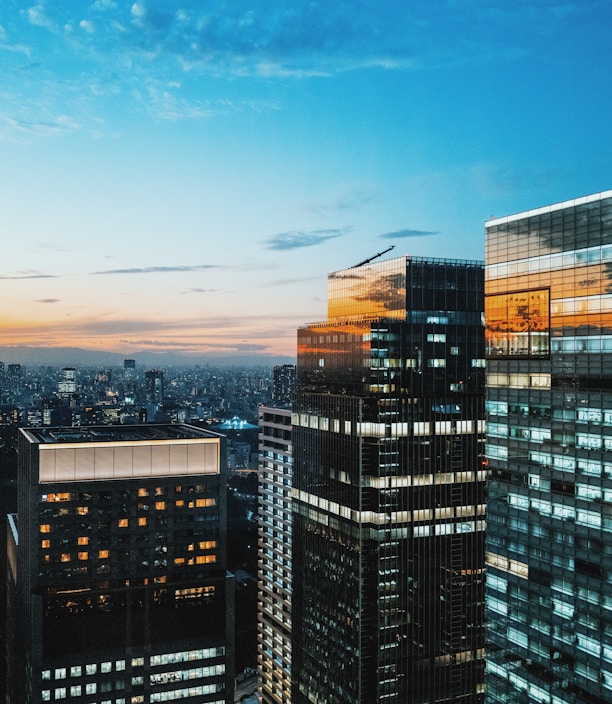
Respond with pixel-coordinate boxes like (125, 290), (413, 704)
(21, 423), (222, 445)
(486, 189), (612, 227)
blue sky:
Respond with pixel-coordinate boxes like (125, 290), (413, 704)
(1, 0), (611, 358)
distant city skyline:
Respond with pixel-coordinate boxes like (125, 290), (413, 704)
(1, 1), (612, 358)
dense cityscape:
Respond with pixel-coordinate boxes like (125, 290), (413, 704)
(2, 0), (612, 701)
(3, 189), (612, 704)
(0, 362), (273, 703)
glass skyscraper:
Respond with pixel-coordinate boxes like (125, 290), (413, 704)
(485, 190), (612, 703)
(292, 255), (486, 704)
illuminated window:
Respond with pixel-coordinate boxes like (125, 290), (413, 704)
(43, 492), (71, 502)
(43, 555), (51, 563)
(199, 540), (217, 550)
(196, 498), (215, 508)
(70, 666), (81, 677)
(77, 536), (89, 545)
(78, 552), (89, 561)
(41, 539), (51, 549)
(196, 555), (216, 564)
(76, 506), (89, 516)
(55, 668), (67, 679)
(155, 501), (166, 511)
(155, 487), (164, 496)
(118, 518), (129, 528)
(187, 543), (195, 551)
(40, 524), (51, 534)
(60, 553), (71, 563)
(174, 557), (186, 565)
(175, 500), (185, 508)
(138, 488), (149, 497)
(174, 586), (216, 602)
(138, 517), (147, 527)
(131, 657), (144, 668)
(101, 662), (112, 673)
(70, 686), (81, 697)
(86, 664), (97, 675)
(54, 688), (66, 700)
(99, 549), (110, 559)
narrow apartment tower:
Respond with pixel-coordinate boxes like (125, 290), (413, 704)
(257, 406), (293, 704)
(145, 370), (164, 404)
(6, 424), (234, 704)
(485, 190), (612, 703)
(271, 365), (296, 408)
(292, 255), (486, 704)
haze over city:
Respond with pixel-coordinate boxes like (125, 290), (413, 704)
(1, 0), (611, 360)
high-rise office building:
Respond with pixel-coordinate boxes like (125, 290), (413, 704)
(7, 363), (21, 393)
(292, 255), (486, 704)
(257, 406), (293, 704)
(58, 367), (77, 397)
(6, 424), (234, 704)
(485, 190), (612, 703)
(145, 369), (164, 405)
(123, 360), (136, 405)
(271, 365), (296, 408)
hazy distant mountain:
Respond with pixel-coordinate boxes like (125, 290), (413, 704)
(0, 346), (295, 369)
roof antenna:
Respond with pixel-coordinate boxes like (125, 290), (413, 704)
(350, 245), (395, 268)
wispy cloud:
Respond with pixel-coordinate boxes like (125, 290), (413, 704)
(116, 3), (419, 76)
(134, 80), (221, 121)
(264, 227), (350, 251)
(33, 240), (78, 253)
(259, 277), (319, 287)
(34, 298), (60, 303)
(26, 5), (55, 30)
(16, 2), (428, 87)
(0, 270), (55, 279)
(180, 288), (223, 294)
(0, 112), (81, 140)
(92, 264), (225, 275)
(378, 228), (439, 239)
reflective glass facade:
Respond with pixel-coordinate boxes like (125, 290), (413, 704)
(485, 190), (612, 703)
(293, 256), (485, 704)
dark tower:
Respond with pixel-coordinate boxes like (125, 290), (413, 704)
(292, 255), (486, 703)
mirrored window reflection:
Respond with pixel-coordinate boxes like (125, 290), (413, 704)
(486, 288), (550, 358)
(328, 258), (407, 321)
